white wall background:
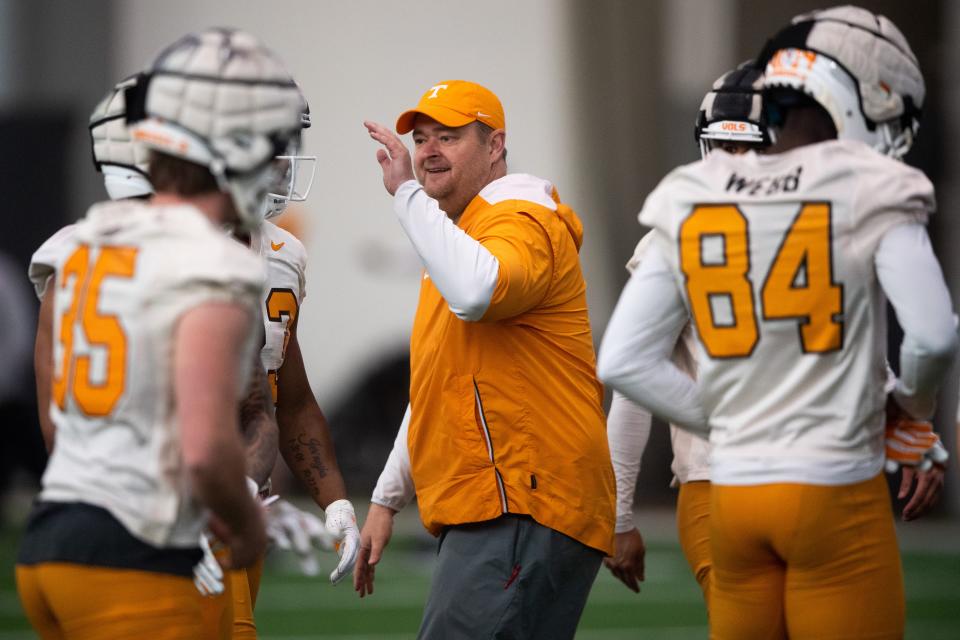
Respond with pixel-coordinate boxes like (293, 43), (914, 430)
(114, 0), (615, 407)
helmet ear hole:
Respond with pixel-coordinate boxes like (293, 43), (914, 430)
(122, 73), (150, 125)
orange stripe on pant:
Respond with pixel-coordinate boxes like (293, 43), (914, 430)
(709, 474), (904, 640)
(16, 563), (202, 640)
(676, 480), (712, 609)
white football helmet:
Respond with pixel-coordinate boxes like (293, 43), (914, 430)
(128, 28), (306, 229)
(89, 74), (153, 200)
(758, 5), (923, 159)
(695, 62), (771, 159)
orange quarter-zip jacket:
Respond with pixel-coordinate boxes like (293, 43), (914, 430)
(401, 174), (615, 554)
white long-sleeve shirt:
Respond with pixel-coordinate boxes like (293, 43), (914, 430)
(606, 391), (651, 533)
(393, 179), (499, 321)
(371, 404), (415, 511)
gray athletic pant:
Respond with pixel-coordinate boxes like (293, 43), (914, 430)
(418, 515), (603, 640)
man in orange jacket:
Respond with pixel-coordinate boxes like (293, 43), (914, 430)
(357, 80), (615, 639)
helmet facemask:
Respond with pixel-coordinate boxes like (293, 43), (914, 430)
(263, 132), (317, 220)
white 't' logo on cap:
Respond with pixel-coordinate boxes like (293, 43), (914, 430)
(427, 84), (448, 99)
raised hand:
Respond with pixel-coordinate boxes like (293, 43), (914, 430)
(363, 120), (415, 195)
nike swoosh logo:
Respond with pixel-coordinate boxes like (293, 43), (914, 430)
(476, 112), (490, 119)
(271, 241), (285, 251)
(423, 272), (430, 280)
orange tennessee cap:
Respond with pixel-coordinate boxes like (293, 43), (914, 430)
(396, 80), (505, 134)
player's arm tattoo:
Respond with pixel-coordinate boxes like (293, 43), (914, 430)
(276, 329), (348, 508)
(239, 355), (278, 488)
(286, 433), (328, 495)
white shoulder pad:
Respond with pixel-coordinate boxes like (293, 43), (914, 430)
(260, 222), (307, 269)
(167, 221), (265, 297)
(28, 224), (77, 300)
(478, 173), (557, 211)
(259, 221), (308, 296)
(78, 202), (265, 300)
(637, 162), (704, 236)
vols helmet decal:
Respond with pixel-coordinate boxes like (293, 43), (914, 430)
(695, 61), (772, 158)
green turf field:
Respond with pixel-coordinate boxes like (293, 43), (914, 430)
(2, 507), (959, 639)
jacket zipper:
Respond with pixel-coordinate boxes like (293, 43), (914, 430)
(473, 377), (508, 513)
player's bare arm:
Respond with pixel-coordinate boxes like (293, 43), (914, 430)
(239, 352), (279, 488)
(275, 323), (359, 584)
(276, 326), (347, 507)
(33, 285), (55, 453)
(176, 302), (266, 569)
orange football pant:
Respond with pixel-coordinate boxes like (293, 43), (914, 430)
(676, 480), (712, 609)
(231, 554), (265, 639)
(709, 474), (904, 640)
(198, 552), (265, 640)
(16, 563), (202, 639)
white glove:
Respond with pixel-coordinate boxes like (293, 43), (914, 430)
(193, 533), (225, 596)
(324, 499), (360, 585)
(246, 476), (261, 498)
(265, 498), (336, 576)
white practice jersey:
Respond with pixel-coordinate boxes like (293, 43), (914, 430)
(625, 237), (711, 484)
(639, 139), (935, 485)
(39, 200), (264, 547)
(250, 221), (307, 404)
(34, 222), (308, 404)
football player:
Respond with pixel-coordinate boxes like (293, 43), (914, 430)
(604, 61), (770, 602)
(598, 6), (956, 638)
(30, 72), (281, 639)
(15, 28), (303, 638)
(29, 74), (357, 640)
(211, 97), (360, 639)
